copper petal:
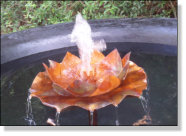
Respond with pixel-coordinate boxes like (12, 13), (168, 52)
(118, 52), (131, 80)
(30, 72), (56, 97)
(67, 79), (97, 96)
(43, 52), (82, 95)
(60, 52), (81, 71)
(33, 83), (139, 112)
(96, 49), (123, 79)
(59, 52), (81, 88)
(43, 60), (61, 82)
(122, 52), (131, 67)
(90, 75), (120, 96)
(118, 61), (147, 95)
(91, 50), (105, 65)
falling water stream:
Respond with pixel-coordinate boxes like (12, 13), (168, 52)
(88, 110), (97, 126)
(141, 87), (152, 122)
(115, 106), (120, 126)
(46, 112), (60, 126)
(89, 111), (94, 126)
(133, 89), (152, 126)
(24, 92), (36, 125)
(55, 112), (60, 126)
(140, 96), (150, 117)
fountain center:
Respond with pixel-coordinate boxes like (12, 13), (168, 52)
(71, 13), (106, 77)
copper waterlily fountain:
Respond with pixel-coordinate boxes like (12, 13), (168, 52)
(28, 13), (147, 125)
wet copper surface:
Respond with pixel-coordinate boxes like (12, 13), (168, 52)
(30, 49), (147, 112)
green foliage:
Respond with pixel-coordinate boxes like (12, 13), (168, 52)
(1, 1), (177, 34)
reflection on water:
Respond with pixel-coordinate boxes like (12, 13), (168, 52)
(1, 51), (177, 126)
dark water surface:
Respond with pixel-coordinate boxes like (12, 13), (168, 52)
(1, 47), (177, 126)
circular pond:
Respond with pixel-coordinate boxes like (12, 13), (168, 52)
(1, 18), (177, 126)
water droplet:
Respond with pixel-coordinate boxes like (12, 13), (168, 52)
(24, 92), (36, 125)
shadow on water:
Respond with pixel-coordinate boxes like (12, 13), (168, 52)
(1, 43), (177, 126)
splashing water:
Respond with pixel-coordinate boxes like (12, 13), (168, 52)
(47, 118), (56, 126)
(24, 92), (36, 125)
(71, 13), (106, 77)
(46, 112), (60, 126)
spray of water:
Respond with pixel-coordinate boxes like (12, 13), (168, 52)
(71, 13), (106, 77)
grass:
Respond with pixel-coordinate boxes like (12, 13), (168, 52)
(1, 1), (177, 34)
